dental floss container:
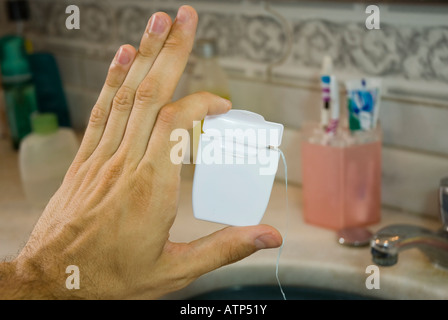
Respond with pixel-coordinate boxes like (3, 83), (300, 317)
(192, 109), (284, 226)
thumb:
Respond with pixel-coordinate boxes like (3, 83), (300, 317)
(185, 224), (282, 278)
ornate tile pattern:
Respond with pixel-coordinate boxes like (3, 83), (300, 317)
(19, 0), (448, 86)
(290, 19), (448, 83)
(116, 6), (151, 47)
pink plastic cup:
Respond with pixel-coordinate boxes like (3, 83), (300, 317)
(301, 132), (382, 230)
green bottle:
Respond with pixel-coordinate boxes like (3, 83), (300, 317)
(0, 35), (38, 149)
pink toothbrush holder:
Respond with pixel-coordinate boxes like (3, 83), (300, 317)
(301, 125), (382, 230)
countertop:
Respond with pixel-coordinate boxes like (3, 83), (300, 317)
(1, 137), (447, 300)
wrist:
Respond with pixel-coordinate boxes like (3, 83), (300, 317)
(2, 254), (91, 300)
(0, 257), (58, 299)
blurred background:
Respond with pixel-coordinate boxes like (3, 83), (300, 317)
(1, 0), (448, 219)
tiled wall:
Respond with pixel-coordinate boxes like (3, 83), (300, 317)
(1, 0), (448, 219)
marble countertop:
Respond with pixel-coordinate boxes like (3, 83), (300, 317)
(1, 137), (447, 300)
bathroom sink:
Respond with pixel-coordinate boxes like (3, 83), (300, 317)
(188, 285), (376, 300)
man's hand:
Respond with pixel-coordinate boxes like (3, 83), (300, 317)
(2, 5), (282, 299)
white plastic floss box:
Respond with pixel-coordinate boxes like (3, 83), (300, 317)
(192, 109), (284, 226)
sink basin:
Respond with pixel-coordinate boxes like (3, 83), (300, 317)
(188, 285), (376, 300)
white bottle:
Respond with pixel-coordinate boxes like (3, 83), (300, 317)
(19, 113), (79, 209)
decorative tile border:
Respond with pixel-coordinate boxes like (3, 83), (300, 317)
(116, 6), (151, 47)
(289, 19), (448, 83)
(22, 1), (448, 86)
(0, 0), (440, 96)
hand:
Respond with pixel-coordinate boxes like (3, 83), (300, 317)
(5, 5), (282, 299)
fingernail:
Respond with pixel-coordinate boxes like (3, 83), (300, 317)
(115, 46), (131, 65)
(254, 233), (282, 250)
(148, 13), (167, 34)
(176, 5), (191, 23)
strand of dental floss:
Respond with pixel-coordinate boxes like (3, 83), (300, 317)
(270, 146), (289, 300)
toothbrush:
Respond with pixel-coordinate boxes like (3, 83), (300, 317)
(325, 75), (340, 136)
(320, 56), (333, 130)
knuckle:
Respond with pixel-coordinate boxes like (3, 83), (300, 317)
(218, 239), (251, 267)
(89, 104), (108, 127)
(138, 44), (158, 59)
(104, 165), (122, 181)
(136, 158), (155, 176)
(135, 77), (163, 106)
(193, 91), (213, 110)
(105, 64), (124, 88)
(64, 159), (83, 179)
(113, 86), (135, 112)
(102, 154), (126, 182)
(157, 104), (179, 127)
(219, 243), (238, 266)
(163, 34), (192, 56)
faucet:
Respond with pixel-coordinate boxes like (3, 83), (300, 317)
(370, 177), (448, 270)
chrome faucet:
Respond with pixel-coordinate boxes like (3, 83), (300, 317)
(370, 177), (448, 270)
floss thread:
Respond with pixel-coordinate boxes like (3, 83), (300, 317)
(271, 146), (289, 300)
